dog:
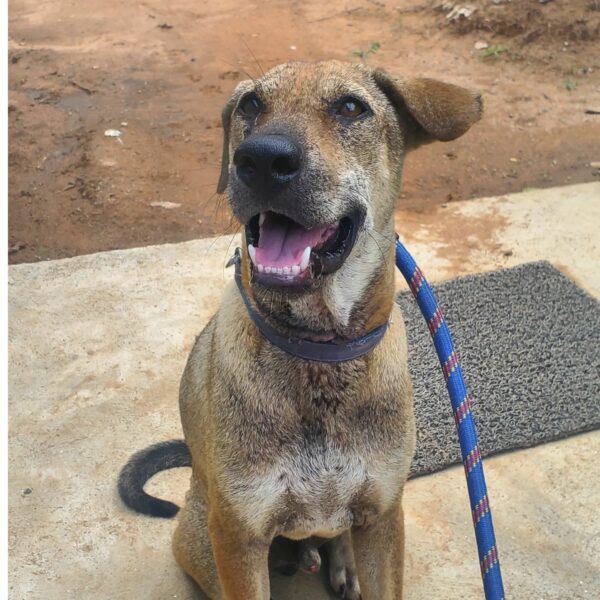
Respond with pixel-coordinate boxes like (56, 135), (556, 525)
(118, 60), (482, 600)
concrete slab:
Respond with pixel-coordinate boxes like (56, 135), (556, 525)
(8, 183), (600, 599)
(394, 182), (600, 296)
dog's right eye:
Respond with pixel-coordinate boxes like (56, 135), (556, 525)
(239, 94), (263, 117)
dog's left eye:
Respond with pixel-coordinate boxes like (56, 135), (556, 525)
(334, 97), (369, 119)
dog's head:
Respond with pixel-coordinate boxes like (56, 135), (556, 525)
(217, 61), (481, 324)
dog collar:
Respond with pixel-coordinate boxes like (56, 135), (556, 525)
(230, 248), (388, 363)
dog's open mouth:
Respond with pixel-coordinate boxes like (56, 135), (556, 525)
(245, 211), (360, 286)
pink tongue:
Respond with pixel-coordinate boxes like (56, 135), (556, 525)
(255, 213), (336, 268)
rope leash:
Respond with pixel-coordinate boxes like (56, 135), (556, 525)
(395, 238), (505, 600)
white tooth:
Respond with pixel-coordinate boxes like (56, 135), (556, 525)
(291, 265), (300, 275)
(277, 267), (283, 275)
(300, 247), (311, 271)
(258, 264), (264, 273)
(248, 244), (256, 264)
(265, 266), (272, 273)
(259, 213), (266, 227)
(282, 266), (290, 275)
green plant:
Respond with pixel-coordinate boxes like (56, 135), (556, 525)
(480, 45), (509, 60)
(352, 42), (381, 62)
(564, 78), (579, 91)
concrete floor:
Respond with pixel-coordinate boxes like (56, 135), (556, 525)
(8, 182), (600, 599)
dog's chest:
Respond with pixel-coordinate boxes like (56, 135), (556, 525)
(219, 356), (412, 537)
(225, 438), (404, 539)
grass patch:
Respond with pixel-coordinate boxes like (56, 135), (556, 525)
(352, 42), (380, 62)
(480, 45), (509, 60)
(564, 78), (579, 91)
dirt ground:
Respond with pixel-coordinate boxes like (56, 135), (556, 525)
(8, 0), (600, 264)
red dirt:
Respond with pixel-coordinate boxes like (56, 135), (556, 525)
(8, 0), (600, 264)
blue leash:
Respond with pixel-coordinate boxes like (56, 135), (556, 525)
(395, 238), (505, 599)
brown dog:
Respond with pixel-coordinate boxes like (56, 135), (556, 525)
(118, 60), (482, 600)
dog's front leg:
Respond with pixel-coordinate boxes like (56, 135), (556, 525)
(351, 502), (406, 599)
(209, 509), (271, 600)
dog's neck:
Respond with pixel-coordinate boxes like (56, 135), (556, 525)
(239, 228), (396, 344)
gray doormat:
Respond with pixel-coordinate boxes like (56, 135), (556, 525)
(396, 261), (600, 477)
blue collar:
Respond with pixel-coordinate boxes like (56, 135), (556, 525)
(231, 248), (389, 363)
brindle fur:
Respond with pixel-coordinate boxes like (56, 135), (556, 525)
(123, 60), (482, 599)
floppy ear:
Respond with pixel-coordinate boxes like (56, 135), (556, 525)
(371, 69), (483, 148)
(216, 81), (253, 194)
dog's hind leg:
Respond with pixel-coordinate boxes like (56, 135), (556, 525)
(326, 532), (361, 600)
(172, 486), (223, 599)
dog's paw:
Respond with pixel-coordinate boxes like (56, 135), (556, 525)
(326, 535), (361, 600)
(329, 565), (361, 600)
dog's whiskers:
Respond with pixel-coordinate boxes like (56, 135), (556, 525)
(203, 220), (239, 260)
(239, 37), (265, 77)
(366, 230), (388, 265)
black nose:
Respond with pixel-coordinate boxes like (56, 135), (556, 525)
(233, 134), (301, 193)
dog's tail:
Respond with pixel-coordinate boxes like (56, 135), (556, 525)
(118, 439), (192, 519)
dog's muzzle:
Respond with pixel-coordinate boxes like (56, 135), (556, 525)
(232, 133), (363, 287)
